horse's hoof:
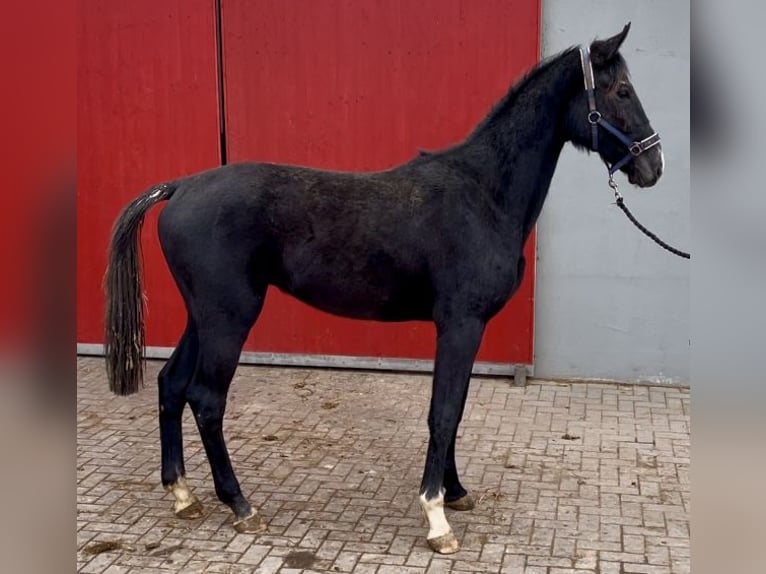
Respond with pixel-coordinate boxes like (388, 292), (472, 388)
(427, 530), (460, 554)
(446, 494), (475, 511)
(174, 498), (204, 519)
(233, 511), (268, 534)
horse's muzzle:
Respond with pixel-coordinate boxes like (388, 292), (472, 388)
(629, 147), (664, 188)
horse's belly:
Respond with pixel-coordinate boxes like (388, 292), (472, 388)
(274, 267), (433, 322)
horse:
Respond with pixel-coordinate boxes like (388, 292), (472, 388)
(104, 24), (663, 554)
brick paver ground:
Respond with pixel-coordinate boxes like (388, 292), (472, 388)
(77, 357), (690, 573)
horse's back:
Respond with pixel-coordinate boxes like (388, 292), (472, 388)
(156, 161), (440, 320)
(158, 160), (435, 249)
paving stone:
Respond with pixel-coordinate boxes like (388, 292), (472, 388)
(77, 358), (689, 573)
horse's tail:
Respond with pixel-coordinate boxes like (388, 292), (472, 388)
(104, 183), (177, 395)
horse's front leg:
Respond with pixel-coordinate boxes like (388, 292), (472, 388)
(420, 316), (485, 554)
(443, 378), (475, 511)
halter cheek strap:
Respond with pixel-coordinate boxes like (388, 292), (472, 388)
(579, 47), (661, 176)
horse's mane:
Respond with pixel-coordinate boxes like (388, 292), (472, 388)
(411, 45), (628, 160)
(409, 48), (577, 163)
(470, 48), (579, 135)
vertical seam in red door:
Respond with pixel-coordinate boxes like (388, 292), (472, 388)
(214, 0), (228, 165)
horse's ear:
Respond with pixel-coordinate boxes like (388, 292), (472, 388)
(590, 22), (630, 66)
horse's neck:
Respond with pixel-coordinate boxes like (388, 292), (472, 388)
(459, 50), (581, 239)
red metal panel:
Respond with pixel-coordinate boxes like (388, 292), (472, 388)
(0, 1), (75, 352)
(221, 0), (540, 364)
(77, 0), (221, 346)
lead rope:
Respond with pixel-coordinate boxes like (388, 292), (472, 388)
(608, 177), (690, 259)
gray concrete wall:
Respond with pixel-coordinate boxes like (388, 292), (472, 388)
(535, 1), (689, 382)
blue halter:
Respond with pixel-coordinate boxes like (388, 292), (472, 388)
(579, 47), (661, 176)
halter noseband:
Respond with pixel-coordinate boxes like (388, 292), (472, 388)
(579, 46), (661, 176)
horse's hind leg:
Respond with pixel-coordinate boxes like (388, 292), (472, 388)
(159, 320), (203, 518)
(186, 283), (267, 533)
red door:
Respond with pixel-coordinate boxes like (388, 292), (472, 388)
(77, 0), (221, 347)
(220, 0), (539, 369)
(77, 1), (539, 372)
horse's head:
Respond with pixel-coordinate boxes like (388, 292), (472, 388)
(568, 23), (664, 188)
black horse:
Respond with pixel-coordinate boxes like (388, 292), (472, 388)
(105, 24), (663, 554)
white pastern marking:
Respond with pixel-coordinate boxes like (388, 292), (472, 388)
(166, 476), (196, 513)
(419, 490), (451, 539)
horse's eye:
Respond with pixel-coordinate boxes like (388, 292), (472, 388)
(617, 87), (631, 100)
